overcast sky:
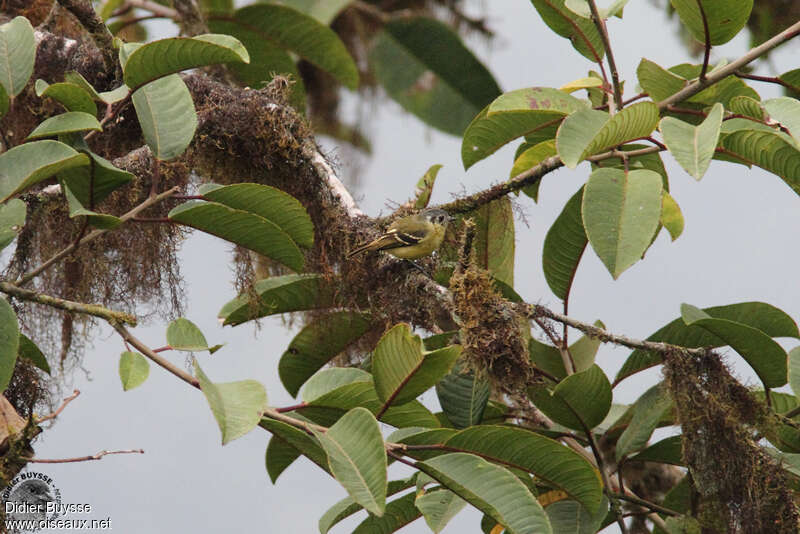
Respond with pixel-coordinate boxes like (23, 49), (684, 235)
(29, 2), (800, 533)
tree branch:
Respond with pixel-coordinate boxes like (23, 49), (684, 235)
(586, 0), (623, 111)
(0, 282), (137, 325)
(695, 0), (712, 81)
(55, 0), (121, 81)
(27, 449), (144, 463)
(35, 389), (80, 424)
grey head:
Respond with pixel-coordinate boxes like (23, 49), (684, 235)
(421, 208), (453, 225)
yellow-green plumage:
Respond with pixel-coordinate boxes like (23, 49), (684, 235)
(347, 208), (451, 260)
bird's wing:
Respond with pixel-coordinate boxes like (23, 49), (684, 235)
(375, 228), (425, 249)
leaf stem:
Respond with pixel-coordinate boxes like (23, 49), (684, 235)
(695, 0), (712, 81)
(586, 0), (623, 111)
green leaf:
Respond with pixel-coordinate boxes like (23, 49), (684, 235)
(615, 384), (672, 461)
(729, 95), (764, 121)
(63, 71), (103, 101)
(279, 311), (371, 397)
(559, 76), (604, 94)
(629, 435), (683, 465)
(510, 140), (557, 180)
(416, 488), (466, 533)
(213, 4), (357, 89)
(529, 365), (612, 431)
(681, 63), (759, 107)
(789, 347), (800, 399)
(681, 303), (789, 388)
(202, 183), (314, 248)
(28, 111), (102, 139)
(617, 302), (800, 384)
(546, 497), (608, 534)
(260, 417), (329, 472)
(582, 168), (663, 279)
(0, 199), (26, 251)
(663, 515), (701, 534)
(319, 476), (419, 533)
(169, 201), (304, 272)
(636, 58), (687, 103)
(557, 102), (660, 168)
(569, 322), (605, 372)
(564, 0), (629, 18)
(444, 426), (603, 513)
(371, 17), (500, 136)
(63, 181), (122, 229)
(660, 102), (723, 180)
(98, 84), (130, 104)
(764, 97), (800, 148)
(351, 492), (421, 534)
(373, 323), (461, 408)
(265, 434), (301, 483)
(18, 334), (50, 375)
(0, 297), (20, 392)
(419, 453), (552, 534)
(597, 143), (670, 188)
(720, 128), (800, 195)
(413, 164), (442, 209)
(669, 0), (752, 45)
(0, 17), (35, 97)
(542, 186), (587, 300)
(312, 407), (387, 516)
(661, 192), (684, 241)
(530, 0), (604, 62)
(778, 69), (800, 91)
(118, 351), (150, 391)
(122, 34), (248, 90)
(218, 274), (332, 325)
(35, 81), (97, 115)
(167, 318), (219, 353)
(132, 74), (197, 160)
(462, 88), (585, 170)
(59, 149), (134, 207)
(0, 140), (89, 203)
(436, 363), (490, 429)
(473, 197), (515, 286)
(194, 360), (267, 444)
(277, 0), (351, 25)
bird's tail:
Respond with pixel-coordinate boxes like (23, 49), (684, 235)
(346, 242), (374, 258)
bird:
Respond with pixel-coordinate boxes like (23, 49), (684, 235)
(347, 208), (453, 260)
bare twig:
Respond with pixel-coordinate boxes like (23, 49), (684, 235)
(27, 449), (144, 463)
(16, 186), (181, 286)
(0, 282), (137, 325)
(35, 390), (81, 424)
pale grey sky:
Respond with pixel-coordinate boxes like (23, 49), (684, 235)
(30, 2), (800, 533)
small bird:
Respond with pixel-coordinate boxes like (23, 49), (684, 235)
(347, 208), (453, 260)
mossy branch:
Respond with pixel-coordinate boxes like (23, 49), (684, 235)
(0, 281), (137, 325)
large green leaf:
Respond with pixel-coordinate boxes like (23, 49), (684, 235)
(545, 497), (609, 534)
(59, 149), (134, 207)
(265, 434), (301, 483)
(166, 317), (220, 353)
(312, 407), (387, 516)
(218, 274), (332, 325)
(0, 199), (25, 251)
(419, 453), (552, 534)
(669, 0), (752, 45)
(17, 334), (49, 375)
(763, 97), (800, 148)
(371, 17), (500, 136)
(132, 74), (197, 160)
(542, 186), (587, 300)
(615, 384), (672, 461)
(636, 58), (687, 103)
(169, 201), (304, 271)
(444, 426), (603, 513)
(416, 488), (466, 533)
(616, 302), (799, 384)
(435, 363), (490, 429)
(530, 0), (604, 62)
(660, 103), (723, 180)
(681, 303), (788, 388)
(278, 311), (371, 397)
(202, 183), (314, 248)
(319, 476), (419, 534)
(195, 360), (267, 445)
(373, 323), (461, 408)
(259, 417), (329, 472)
(661, 192), (684, 241)
(529, 365), (612, 431)
(118, 351), (150, 391)
(0, 17), (35, 97)
(62, 181), (122, 230)
(629, 435), (683, 465)
(729, 95), (765, 121)
(582, 168), (663, 279)
(529, 322), (604, 381)
(26, 111), (101, 140)
(720, 128), (800, 196)
(351, 492), (421, 534)
(0, 141), (89, 203)
(473, 197), (515, 286)
(462, 88), (585, 169)
(211, 4), (357, 89)
(557, 102), (660, 168)
(278, 0), (352, 25)
(122, 34), (249, 90)
(35, 80), (97, 115)
(0, 297), (20, 393)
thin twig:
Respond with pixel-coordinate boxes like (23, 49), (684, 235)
(586, 0), (623, 111)
(27, 449), (144, 463)
(0, 282), (137, 325)
(735, 71), (800, 94)
(612, 492), (681, 517)
(112, 324), (200, 387)
(36, 390), (81, 424)
(127, 0), (178, 18)
(16, 186), (180, 286)
(695, 0), (712, 81)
